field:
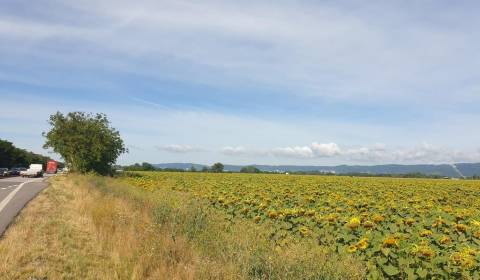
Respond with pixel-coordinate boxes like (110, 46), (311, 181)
(123, 172), (480, 279)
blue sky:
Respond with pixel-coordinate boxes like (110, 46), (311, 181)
(1, 0), (479, 165)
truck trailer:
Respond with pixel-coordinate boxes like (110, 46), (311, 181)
(46, 160), (58, 174)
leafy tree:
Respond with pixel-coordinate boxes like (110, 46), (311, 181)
(211, 162), (224, 173)
(0, 139), (51, 168)
(43, 112), (127, 175)
(141, 162), (156, 171)
(201, 166), (210, 172)
(240, 165), (260, 173)
(124, 162), (156, 171)
(190, 165), (197, 172)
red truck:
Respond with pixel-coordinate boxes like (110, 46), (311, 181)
(46, 160), (58, 174)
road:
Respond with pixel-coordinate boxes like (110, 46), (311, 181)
(0, 176), (49, 237)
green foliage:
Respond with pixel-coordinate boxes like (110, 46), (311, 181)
(124, 162), (156, 171)
(0, 139), (51, 168)
(211, 162), (224, 173)
(240, 165), (261, 173)
(43, 112), (126, 175)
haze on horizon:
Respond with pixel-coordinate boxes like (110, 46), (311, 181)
(1, 0), (479, 166)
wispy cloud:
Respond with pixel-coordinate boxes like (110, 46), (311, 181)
(221, 146), (247, 156)
(225, 142), (480, 164)
(155, 144), (204, 153)
(2, 1), (480, 107)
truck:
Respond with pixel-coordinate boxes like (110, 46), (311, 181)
(21, 164), (44, 178)
(46, 160), (58, 174)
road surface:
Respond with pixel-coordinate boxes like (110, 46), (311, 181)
(0, 176), (49, 237)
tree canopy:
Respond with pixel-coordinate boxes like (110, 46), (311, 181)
(43, 112), (127, 175)
(240, 165), (261, 173)
(0, 139), (51, 168)
(211, 162), (224, 173)
(124, 162), (156, 171)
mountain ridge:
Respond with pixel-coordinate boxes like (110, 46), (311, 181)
(152, 162), (480, 178)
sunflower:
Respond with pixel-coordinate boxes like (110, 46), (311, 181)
(347, 245), (357, 253)
(267, 210), (278, 219)
(450, 251), (476, 269)
(432, 217), (446, 228)
(363, 220), (375, 229)
(299, 226), (310, 237)
(346, 217), (361, 230)
(454, 223), (468, 233)
(357, 237), (369, 250)
(439, 236), (451, 245)
(404, 218), (415, 226)
(418, 246), (435, 259)
(420, 230), (433, 237)
(382, 236), (399, 248)
(373, 215), (385, 223)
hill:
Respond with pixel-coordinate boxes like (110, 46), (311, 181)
(153, 162), (480, 178)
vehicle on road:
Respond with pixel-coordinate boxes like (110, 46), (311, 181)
(0, 168), (9, 177)
(21, 164), (44, 178)
(46, 160), (58, 174)
(9, 167), (26, 176)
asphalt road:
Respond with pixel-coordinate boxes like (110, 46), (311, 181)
(0, 176), (49, 237)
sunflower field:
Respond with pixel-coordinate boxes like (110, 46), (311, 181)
(122, 172), (480, 279)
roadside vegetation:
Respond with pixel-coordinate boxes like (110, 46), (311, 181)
(0, 174), (364, 279)
(0, 139), (51, 168)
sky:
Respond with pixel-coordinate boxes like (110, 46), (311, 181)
(1, 0), (479, 166)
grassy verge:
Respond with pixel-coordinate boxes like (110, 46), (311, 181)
(0, 175), (365, 279)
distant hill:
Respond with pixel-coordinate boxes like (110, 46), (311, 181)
(153, 162), (480, 178)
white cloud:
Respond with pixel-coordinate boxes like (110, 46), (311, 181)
(272, 142), (340, 158)
(311, 142), (341, 157)
(221, 146), (247, 156)
(155, 144), (203, 153)
(272, 146), (314, 158)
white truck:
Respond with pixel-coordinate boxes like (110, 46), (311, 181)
(21, 164), (44, 178)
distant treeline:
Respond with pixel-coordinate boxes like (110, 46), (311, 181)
(120, 162), (480, 179)
(0, 139), (52, 168)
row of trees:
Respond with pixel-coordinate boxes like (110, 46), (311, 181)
(122, 162), (227, 173)
(0, 139), (51, 168)
(122, 163), (265, 174)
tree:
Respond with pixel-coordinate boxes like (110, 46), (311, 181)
(201, 166), (210, 172)
(43, 112), (127, 175)
(0, 139), (51, 168)
(240, 165), (260, 173)
(141, 162), (156, 171)
(123, 162), (156, 171)
(190, 165), (197, 172)
(211, 162), (224, 173)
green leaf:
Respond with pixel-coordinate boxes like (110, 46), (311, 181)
(416, 268), (428, 279)
(405, 268), (416, 280)
(383, 264), (400, 276)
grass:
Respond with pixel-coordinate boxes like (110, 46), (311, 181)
(0, 174), (365, 279)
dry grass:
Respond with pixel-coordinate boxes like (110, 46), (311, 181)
(0, 175), (365, 280)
